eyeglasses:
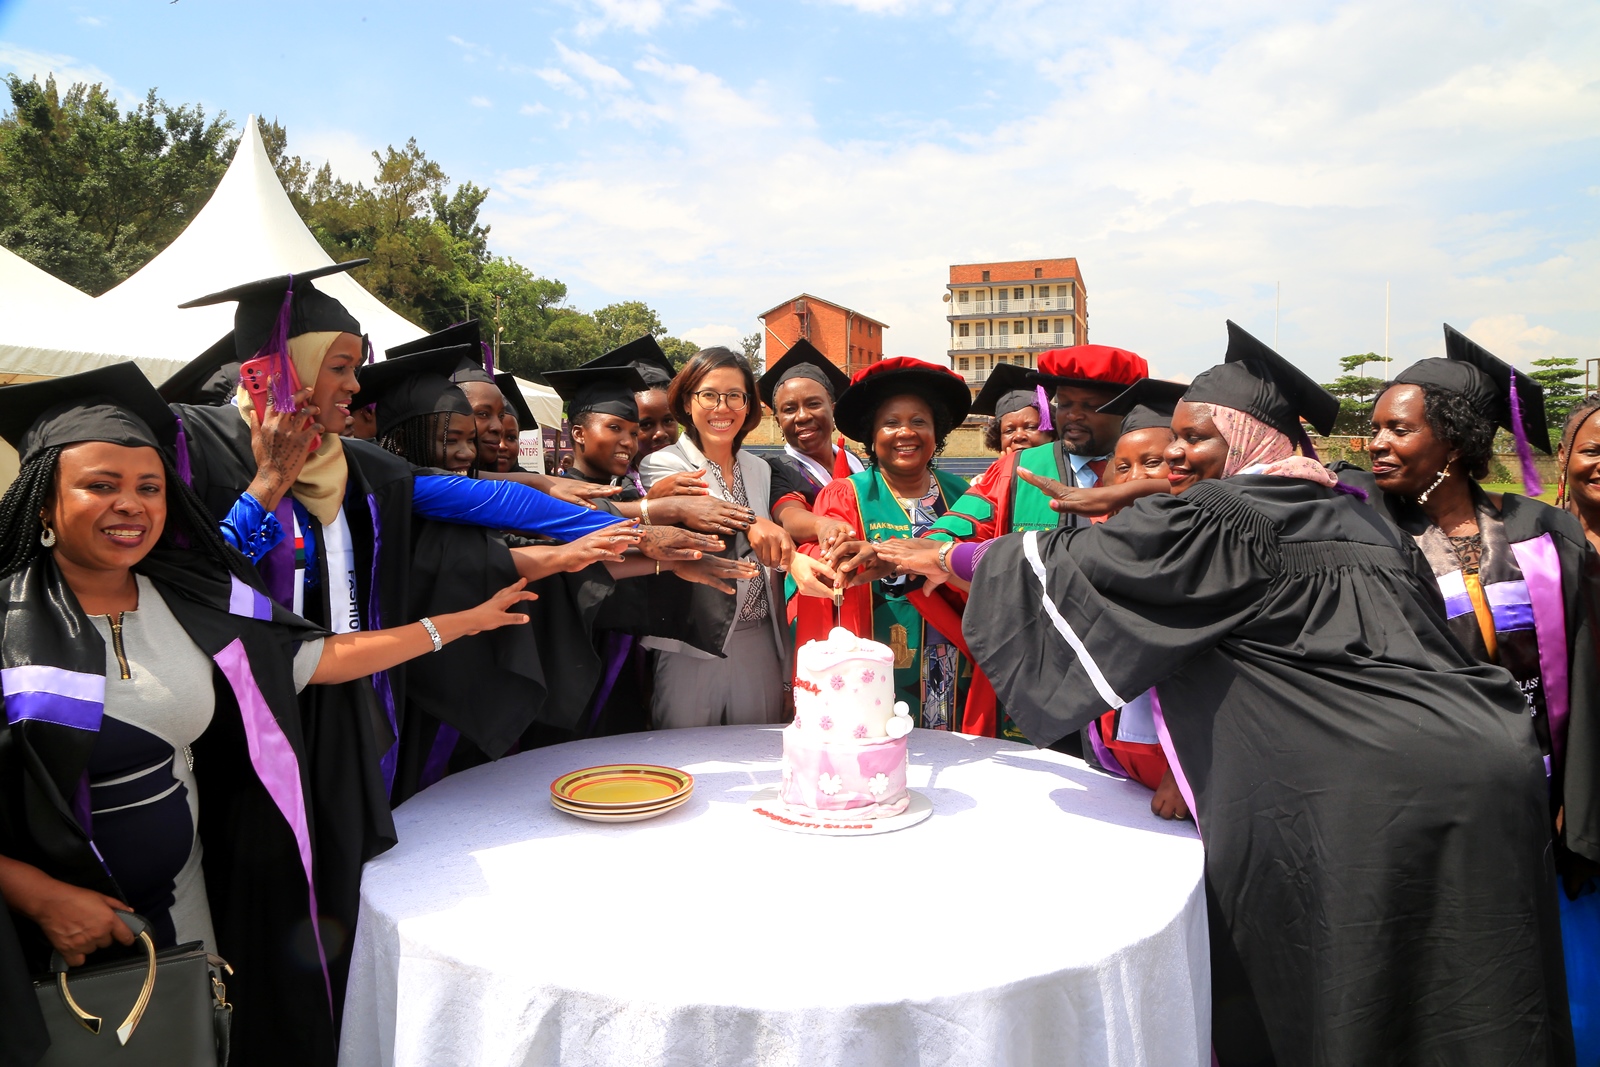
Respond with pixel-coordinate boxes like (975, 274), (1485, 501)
(692, 389), (750, 411)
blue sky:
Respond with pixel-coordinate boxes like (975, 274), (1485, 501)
(2, 0), (1596, 382)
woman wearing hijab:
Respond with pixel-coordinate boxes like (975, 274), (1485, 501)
(1356, 327), (1599, 1062)
(880, 322), (1572, 1067)
(972, 362), (1053, 454)
(790, 358), (982, 731)
(0, 365), (535, 1067)
(173, 265), (721, 1012)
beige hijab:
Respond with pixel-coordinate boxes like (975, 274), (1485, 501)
(236, 330), (350, 526)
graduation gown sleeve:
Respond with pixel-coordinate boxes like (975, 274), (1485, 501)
(963, 483), (1278, 747)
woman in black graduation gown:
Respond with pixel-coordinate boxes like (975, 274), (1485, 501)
(756, 339), (865, 502)
(1359, 328), (1599, 1060)
(0, 365), (534, 1067)
(879, 321), (1573, 1067)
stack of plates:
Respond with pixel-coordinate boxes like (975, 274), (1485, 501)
(549, 764), (694, 823)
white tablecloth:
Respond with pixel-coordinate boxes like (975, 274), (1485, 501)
(339, 726), (1208, 1067)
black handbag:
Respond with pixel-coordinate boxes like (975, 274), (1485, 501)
(30, 913), (233, 1066)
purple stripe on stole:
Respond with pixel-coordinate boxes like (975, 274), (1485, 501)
(1485, 580), (1536, 632)
(2, 665), (106, 730)
(1149, 689), (1201, 834)
(1442, 592), (1475, 619)
(257, 498), (297, 610)
(1508, 534), (1571, 773)
(227, 575), (275, 621)
(211, 638), (332, 1013)
(418, 724), (460, 792)
(587, 632), (634, 733)
(366, 494), (399, 797)
(1085, 719), (1130, 779)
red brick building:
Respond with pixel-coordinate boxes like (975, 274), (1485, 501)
(946, 258), (1087, 391)
(758, 294), (888, 380)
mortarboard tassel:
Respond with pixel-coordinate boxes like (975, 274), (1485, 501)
(258, 276), (296, 415)
(482, 341), (495, 375)
(1035, 384), (1053, 433)
(1508, 377), (1544, 497)
(172, 412), (193, 488)
(1292, 421), (1320, 462)
(362, 333), (374, 365)
(832, 435), (853, 480)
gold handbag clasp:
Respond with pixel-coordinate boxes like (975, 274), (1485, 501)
(57, 928), (158, 1045)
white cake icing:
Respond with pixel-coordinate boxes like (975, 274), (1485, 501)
(791, 627), (910, 742)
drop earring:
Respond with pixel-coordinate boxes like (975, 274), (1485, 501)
(1416, 467), (1449, 505)
(39, 523), (56, 548)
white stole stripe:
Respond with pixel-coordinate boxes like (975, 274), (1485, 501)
(1023, 530), (1126, 709)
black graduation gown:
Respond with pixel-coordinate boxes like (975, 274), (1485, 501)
(1342, 470), (1600, 880)
(965, 475), (1573, 1066)
(0, 552), (338, 1067)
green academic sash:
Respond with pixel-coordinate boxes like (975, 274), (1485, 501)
(853, 467), (972, 728)
(1009, 441), (1071, 533)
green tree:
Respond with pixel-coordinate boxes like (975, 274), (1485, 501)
(0, 74), (236, 293)
(1529, 355), (1584, 429)
(1320, 353), (1388, 434)
(741, 331), (763, 372)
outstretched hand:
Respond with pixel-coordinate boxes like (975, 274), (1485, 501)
(647, 469), (712, 498)
(545, 478), (623, 509)
(788, 551), (842, 598)
(1016, 467), (1131, 516)
(450, 578), (540, 636)
(638, 526), (725, 561)
(873, 537), (951, 591)
(673, 555), (760, 594)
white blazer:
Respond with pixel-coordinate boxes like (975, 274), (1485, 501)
(637, 436), (788, 661)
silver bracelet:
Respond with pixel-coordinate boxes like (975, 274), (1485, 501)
(639, 497), (652, 525)
(419, 616), (443, 652)
(937, 541), (955, 574)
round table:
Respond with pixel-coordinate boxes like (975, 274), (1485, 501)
(338, 726), (1209, 1067)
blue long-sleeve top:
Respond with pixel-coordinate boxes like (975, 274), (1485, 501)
(218, 473), (621, 562)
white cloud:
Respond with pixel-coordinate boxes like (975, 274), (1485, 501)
(535, 67), (587, 98)
(568, 0), (728, 37)
(477, 2), (1596, 377)
(295, 128), (377, 184)
(470, 96), (493, 108)
(520, 102), (552, 116)
(555, 42), (633, 91)
(0, 42), (132, 103)
(681, 323), (746, 349)
(75, 16), (105, 28)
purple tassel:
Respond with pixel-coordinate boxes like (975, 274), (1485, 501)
(1508, 378), (1544, 497)
(1292, 421), (1320, 462)
(367, 494), (399, 798)
(1332, 480), (1369, 502)
(362, 333), (375, 365)
(481, 341), (494, 375)
(257, 275), (296, 413)
(1035, 384), (1053, 432)
(173, 412), (193, 487)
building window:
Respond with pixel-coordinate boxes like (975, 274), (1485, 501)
(958, 357), (969, 370)
(1014, 320), (1024, 334)
(1034, 267), (1042, 278)
(1038, 320), (1049, 331)
(1054, 318), (1065, 334)
(998, 321), (1009, 335)
(975, 323), (985, 336)
(1038, 285), (1050, 298)
(958, 291), (969, 303)
(981, 270), (991, 281)
(1013, 288), (1024, 300)
(958, 323), (970, 337)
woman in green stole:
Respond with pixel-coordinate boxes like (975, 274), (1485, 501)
(793, 358), (979, 731)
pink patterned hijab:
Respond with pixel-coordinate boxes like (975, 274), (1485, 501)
(1204, 404), (1338, 487)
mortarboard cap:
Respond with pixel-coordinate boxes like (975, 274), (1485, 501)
(157, 332), (241, 406)
(0, 363), (176, 466)
(495, 372), (538, 430)
(1393, 325), (1551, 454)
(1035, 345), (1148, 390)
(1098, 378), (1188, 434)
(1182, 321), (1340, 438)
(355, 345), (476, 440)
(585, 335), (676, 388)
(969, 362), (1040, 419)
(544, 365), (648, 422)
(757, 339), (850, 408)
(178, 260), (367, 362)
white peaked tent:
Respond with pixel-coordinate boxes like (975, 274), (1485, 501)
(0, 114), (426, 383)
(0, 245), (93, 321)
